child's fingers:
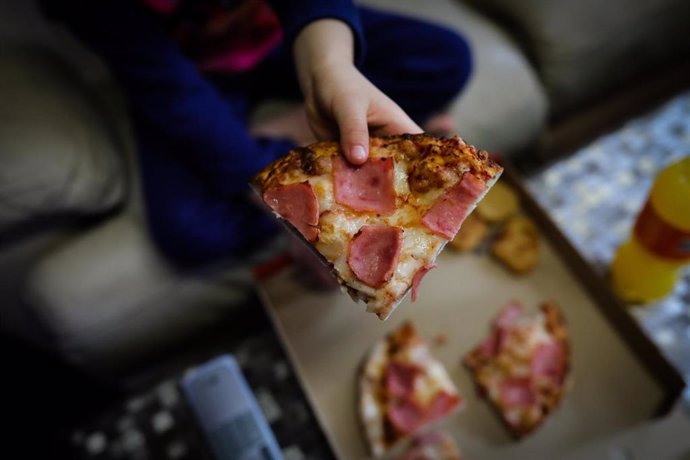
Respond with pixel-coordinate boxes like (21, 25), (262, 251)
(333, 97), (370, 165)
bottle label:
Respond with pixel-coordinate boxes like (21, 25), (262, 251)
(634, 199), (690, 261)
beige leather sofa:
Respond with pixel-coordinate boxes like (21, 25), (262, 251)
(1, 0), (687, 375)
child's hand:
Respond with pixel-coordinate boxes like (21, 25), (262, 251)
(294, 20), (422, 165)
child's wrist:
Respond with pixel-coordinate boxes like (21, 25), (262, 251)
(294, 19), (354, 73)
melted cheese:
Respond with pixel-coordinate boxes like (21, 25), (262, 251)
(308, 175), (334, 212)
(393, 161), (410, 197)
(389, 226), (445, 298)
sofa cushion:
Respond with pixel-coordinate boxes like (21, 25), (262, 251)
(23, 212), (283, 372)
(471, 0), (690, 116)
(360, 0), (548, 155)
(0, 46), (126, 234)
(0, 228), (78, 349)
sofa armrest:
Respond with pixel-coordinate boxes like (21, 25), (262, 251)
(22, 212), (263, 373)
(0, 46), (127, 236)
(466, 0), (690, 116)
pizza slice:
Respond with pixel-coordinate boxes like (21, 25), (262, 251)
(252, 134), (503, 319)
(359, 322), (463, 457)
(463, 301), (570, 438)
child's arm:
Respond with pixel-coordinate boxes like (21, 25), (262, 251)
(292, 19), (422, 165)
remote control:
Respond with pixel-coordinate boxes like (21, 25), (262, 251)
(181, 355), (283, 460)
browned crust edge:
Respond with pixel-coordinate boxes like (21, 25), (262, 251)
(356, 346), (380, 456)
(252, 134), (503, 192)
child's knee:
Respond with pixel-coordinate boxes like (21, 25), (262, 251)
(144, 199), (276, 266)
(429, 26), (473, 97)
(448, 32), (473, 90)
(146, 204), (227, 265)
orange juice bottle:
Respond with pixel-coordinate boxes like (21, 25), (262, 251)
(611, 156), (690, 303)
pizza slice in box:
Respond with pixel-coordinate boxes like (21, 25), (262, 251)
(359, 322), (463, 457)
(463, 300), (570, 438)
(252, 134), (503, 319)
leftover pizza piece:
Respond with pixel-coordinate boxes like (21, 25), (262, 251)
(360, 322), (463, 456)
(464, 301), (570, 438)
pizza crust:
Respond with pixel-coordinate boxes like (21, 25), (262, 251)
(359, 339), (389, 457)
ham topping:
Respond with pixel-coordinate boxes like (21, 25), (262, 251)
(422, 173), (487, 239)
(411, 264), (437, 302)
(384, 358), (460, 438)
(388, 390), (460, 436)
(347, 225), (403, 288)
(333, 156), (396, 214)
(477, 302), (523, 358)
(262, 182), (319, 242)
(388, 398), (426, 435)
(385, 361), (420, 398)
(424, 391), (461, 421)
(531, 341), (566, 384)
(500, 377), (535, 407)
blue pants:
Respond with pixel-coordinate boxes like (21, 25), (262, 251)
(53, 2), (472, 265)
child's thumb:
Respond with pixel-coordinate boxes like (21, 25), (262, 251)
(334, 99), (369, 165)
